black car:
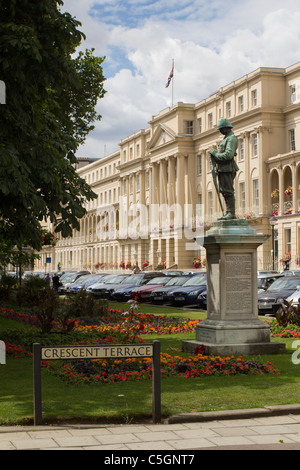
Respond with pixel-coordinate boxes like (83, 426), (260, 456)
(111, 272), (165, 302)
(257, 273), (284, 293)
(89, 274), (131, 298)
(150, 275), (195, 304)
(258, 275), (300, 315)
(57, 271), (91, 294)
(68, 274), (105, 294)
(167, 274), (207, 306)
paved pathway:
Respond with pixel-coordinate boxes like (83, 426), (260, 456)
(1, 408), (300, 450)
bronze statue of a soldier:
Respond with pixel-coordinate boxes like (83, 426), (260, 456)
(209, 118), (239, 220)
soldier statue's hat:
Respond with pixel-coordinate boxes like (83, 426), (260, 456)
(217, 118), (233, 129)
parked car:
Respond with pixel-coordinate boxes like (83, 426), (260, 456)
(163, 270), (184, 276)
(258, 275), (300, 315)
(283, 270), (300, 276)
(89, 274), (131, 298)
(197, 289), (207, 310)
(257, 270), (278, 275)
(197, 273), (285, 310)
(167, 274), (207, 306)
(257, 273), (284, 294)
(150, 275), (195, 304)
(285, 288), (300, 307)
(57, 271), (91, 294)
(111, 272), (165, 302)
(130, 276), (172, 302)
(68, 274), (106, 294)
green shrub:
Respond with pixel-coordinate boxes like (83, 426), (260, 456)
(16, 276), (51, 307)
(0, 274), (18, 300)
(63, 291), (108, 318)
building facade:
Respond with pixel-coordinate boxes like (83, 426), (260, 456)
(35, 62), (300, 273)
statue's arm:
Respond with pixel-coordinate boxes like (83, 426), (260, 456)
(210, 137), (237, 162)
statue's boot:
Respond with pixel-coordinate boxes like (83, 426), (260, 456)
(222, 195), (236, 220)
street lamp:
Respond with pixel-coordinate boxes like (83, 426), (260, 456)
(269, 217), (277, 271)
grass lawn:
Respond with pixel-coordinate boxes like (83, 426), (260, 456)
(0, 301), (299, 425)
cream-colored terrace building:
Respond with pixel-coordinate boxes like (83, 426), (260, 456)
(36, 61), (300, 273)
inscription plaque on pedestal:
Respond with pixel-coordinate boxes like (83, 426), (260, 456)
(225, 253), (253, 315)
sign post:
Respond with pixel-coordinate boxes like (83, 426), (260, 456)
(33, 343), (42, 425)
(33, 341), (161, 425)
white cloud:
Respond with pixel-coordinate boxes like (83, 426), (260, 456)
(61, 1), (300, 158)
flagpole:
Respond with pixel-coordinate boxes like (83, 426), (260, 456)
(165, 59), (175, 106)
(172, 59), (174, 107)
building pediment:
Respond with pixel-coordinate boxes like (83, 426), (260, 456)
(148, 124), (177, 150)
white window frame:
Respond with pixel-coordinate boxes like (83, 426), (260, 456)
(240, 182), (246, 212)
(239, 138), (245, 161)
(289, 129), (296, 151)
(238, 95), (244, 113)
(251, 89), (257, 107)
(290, 84), (297, 104)
(198, 117), (202, 133)
(226, 101), (231, 118)
(252, 133), (258, 157)
(253, 179), (259, 210)
(197, 155), (202, 175)
(183, 120), (194, 135)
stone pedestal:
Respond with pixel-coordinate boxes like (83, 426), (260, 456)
(182, 219), (285, 355)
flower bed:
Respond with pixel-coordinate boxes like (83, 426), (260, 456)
(268, 319), (300, 338)
(1, 306), (282, 382)
(42, 351), (280, 385)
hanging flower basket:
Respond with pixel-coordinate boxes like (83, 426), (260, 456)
(271, 188), (279, 198)
(270, 209), (278, 217)
(193, 256), (202, 268)
(280, 252), (291, 265)
(42, 230), (57, 246)
(284, 186), (293, 197)
(142, 260), (149, 269)
(119, 261), (125, 269)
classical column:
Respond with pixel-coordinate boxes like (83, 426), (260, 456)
(278, 165), (284, 216)
(159, 159), (168, 230)
(292, 161), (297, 214)
(159, 159), (167, 205)
(167, 156), (176, 207)
(244, 132), (250, 211)
(151, 162), (159, 231)
(175, 154), (185, 229)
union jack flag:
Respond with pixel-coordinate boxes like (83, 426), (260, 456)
(165, 66), (174, 88)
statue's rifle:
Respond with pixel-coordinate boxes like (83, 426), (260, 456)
(210, 154), (225, 216)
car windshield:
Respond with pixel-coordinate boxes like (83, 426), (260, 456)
(165, 276), (191, 286)
(266, 277), (300, 292)
(182, 275), (207, 286)
(103, 275), (127, 284)
(121, 275), (145, 285)
(74, 275), (90, 285)
(257, 276), (279, 288)
(146, 277), (170, 285)
(63, 273), (81, 282)
(83, 275), (103, 285)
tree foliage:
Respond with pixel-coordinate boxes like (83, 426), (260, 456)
(0, 0), (106, 251)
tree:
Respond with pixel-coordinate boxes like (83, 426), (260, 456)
(0, 0), (106, 251)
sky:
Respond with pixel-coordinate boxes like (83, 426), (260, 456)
(61, 0), (300, 159)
